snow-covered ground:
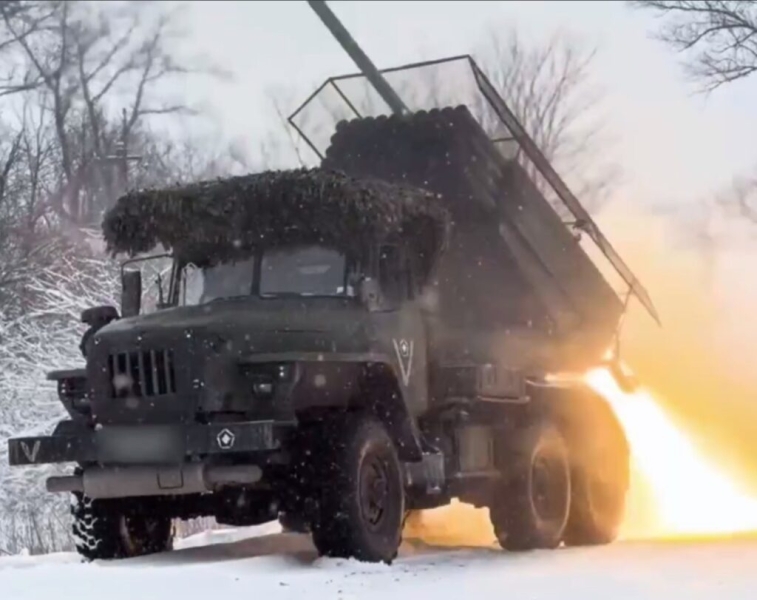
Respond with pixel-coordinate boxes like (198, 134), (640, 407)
(2, 521), (757, 600)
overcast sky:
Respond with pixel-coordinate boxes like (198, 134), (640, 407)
(169, 0), (757, 214)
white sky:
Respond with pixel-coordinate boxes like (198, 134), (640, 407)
(168, 0), (757, 213)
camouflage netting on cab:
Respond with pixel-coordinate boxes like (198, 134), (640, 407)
(102, 168), (449, 275)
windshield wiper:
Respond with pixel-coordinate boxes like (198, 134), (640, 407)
(204, 295), (250, 304)
(260, 291), (345, 298)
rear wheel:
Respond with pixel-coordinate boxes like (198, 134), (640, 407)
(310, 414), (405, 564)
(563, 467), (627, 546)
(564, 414), (629, 546)
(490, 422), (571, 551)
(71, 493), (173, 561)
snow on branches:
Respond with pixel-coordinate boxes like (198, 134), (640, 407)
(0, 244), (121, 552)
(0, 234), (176, 553)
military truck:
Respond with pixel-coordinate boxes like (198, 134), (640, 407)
(7, 164), (632, 563)
(7, 5), (657, 565)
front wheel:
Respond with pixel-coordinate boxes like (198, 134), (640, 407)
(71, 493), (174, 561)
(310, 414), (405, 564)
(490, 422), (571, 551)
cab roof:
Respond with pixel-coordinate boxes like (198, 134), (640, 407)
(102, 168), (449, 278)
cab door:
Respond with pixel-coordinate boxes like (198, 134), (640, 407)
(370, 243), (429, 416)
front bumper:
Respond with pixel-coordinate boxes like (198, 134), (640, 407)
(8, 420), (295, 467)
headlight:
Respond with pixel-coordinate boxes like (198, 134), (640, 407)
(71, 394), (91, 412)
(240, 362), (296, 399)
(58, 376), (90, 413)
(253, 382), (274, 396)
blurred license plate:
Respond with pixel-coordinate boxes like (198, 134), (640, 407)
(96, 426), (184, 463)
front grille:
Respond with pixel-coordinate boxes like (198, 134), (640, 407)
(108, 349), (176, 398)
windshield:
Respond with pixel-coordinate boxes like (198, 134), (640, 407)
(179, 246), (352, 305)
(260, 246), (349, 297)
(182, 257), (254, 305)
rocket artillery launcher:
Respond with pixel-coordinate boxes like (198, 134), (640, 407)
(297, 0), (659, 378)
(6, 1), (652, 565)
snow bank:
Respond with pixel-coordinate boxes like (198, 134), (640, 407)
(175, 521), (283, 549)
(3, 525), (757, 600)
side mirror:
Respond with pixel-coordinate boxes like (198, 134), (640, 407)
(121, 270), (142, 318)
(358, 276), (381, 311)
(81, 305), (119, 326)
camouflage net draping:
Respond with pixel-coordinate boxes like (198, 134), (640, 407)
(102, 168), (449, 276)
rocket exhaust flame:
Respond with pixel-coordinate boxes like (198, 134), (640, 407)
(403, 366), (757, 547)
(585, 367), (757, 538)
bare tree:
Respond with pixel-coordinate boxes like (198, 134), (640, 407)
(0, 0), (216, 226)
(134, 132), (253, 189)
(0, 1), (47, 99)
(0, 0), (230, 318)
(630, 1), (757, 92)
(707, 166), (757, 234)
(473, 27), (620, 214)
(631, 2), (757, 237)
(0, 101), (73, 317)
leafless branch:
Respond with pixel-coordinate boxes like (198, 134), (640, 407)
(0, 1), (221, 226)
(268, 89), (307, 168)
(0, 1), (51, 97)
(474, 26), (617, 214)
(631, 1), (757, 91)
(712, 168), (757, 224)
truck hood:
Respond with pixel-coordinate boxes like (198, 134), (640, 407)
(93, 297), (373, 358)
(104, 297), (364, 335)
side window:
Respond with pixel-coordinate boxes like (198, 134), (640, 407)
(378, 245), (406, 304)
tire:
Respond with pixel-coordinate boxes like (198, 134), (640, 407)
(71, 493), (174, 561)
(562, 467), (627, 546)
(490, 422), (571, 551)
(563, 418), (629, 546)
(310, 414), (405, 564)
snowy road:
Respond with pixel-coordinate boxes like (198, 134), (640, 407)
(2, 523), (756, 600)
